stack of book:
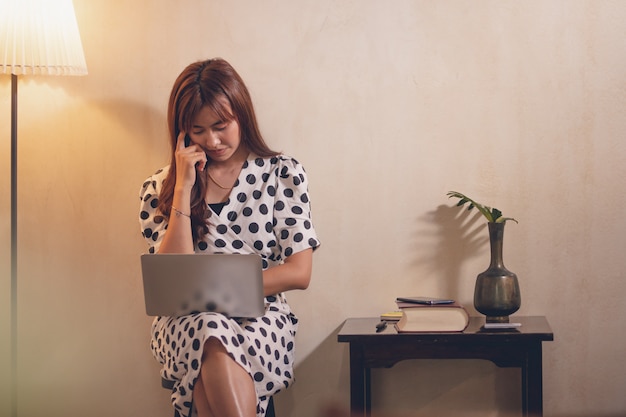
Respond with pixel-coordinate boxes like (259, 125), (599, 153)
(392, 296), (469, 332)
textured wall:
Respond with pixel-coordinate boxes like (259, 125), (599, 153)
(1, 1), (625, 416)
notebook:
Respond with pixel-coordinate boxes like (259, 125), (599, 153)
(140, 253), (265, 318)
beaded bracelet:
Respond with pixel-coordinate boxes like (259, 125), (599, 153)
(171, 205), (190, 218)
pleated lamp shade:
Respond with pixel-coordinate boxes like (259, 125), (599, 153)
(0, 0), (87, 76)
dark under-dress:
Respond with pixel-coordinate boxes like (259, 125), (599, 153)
(138, 154), (320, 417)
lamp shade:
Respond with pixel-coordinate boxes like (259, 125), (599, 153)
(0, 0), (87, 76)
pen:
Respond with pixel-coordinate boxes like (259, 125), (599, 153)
(375, 320), (388, 332)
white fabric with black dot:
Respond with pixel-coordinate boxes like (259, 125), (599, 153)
(139, 154), (320, 417)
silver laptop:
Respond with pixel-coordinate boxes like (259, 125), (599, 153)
(140, 253), (265, 318)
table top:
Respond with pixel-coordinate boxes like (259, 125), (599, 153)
(338, 316), (554, 343)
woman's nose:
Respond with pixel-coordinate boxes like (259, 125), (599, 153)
(205, 132), (221, 147)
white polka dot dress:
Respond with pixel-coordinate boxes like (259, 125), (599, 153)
(138, 154), (320, 417)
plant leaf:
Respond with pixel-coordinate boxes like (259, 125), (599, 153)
(475, 205), (494, 222)
(447, 190), (517, 224)
(496, 217), (518, 224)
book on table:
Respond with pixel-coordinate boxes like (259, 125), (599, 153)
(394, 297), (469, 332)
(380, 310), (403, 322)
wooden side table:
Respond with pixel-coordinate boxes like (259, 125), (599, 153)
(337, 316), (554, 416)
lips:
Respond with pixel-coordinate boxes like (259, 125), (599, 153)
(207, 148), (227, 157)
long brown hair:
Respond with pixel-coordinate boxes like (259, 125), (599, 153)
(158, 58), (280, 244)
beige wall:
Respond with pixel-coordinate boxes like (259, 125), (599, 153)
(1, 1), (625, 416)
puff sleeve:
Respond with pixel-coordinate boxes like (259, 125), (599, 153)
(272, 157), (320, 258)
(138, 167), (170, 253)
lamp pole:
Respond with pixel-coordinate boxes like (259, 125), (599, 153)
(10, 73), (18, 417)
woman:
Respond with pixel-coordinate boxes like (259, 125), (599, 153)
(139, 58), (320, 417)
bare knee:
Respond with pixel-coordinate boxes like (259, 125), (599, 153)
(201, 337), (226, 360)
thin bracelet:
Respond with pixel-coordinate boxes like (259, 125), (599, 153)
(171, 205), (191, 218)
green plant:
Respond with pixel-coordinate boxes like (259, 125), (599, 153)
(447, 191), (518, 224)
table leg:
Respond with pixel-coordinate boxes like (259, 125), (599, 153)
(522, 343), (544, 417)
(349, 344), (371, 416)
(365, 366), (371, 416)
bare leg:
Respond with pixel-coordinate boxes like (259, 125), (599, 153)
(192, 337), (257, 417)
(192, 376), (215, 417)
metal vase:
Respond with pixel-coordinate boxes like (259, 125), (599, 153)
(474, 222), (521, 323)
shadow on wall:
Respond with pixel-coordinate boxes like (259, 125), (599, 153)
(275, 323), (351, 417)
(274, 322), (521, 417)
(319, 406), (626, 417)
(274, 203), (524, 416)
(370, 358), (521, 413)
(412, 204), (488, 304)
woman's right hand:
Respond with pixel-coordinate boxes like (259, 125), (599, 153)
(157, 132), (205, 254)
(174, 132), (208, 191)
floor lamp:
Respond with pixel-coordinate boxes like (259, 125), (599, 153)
(0, 1), (87, 416)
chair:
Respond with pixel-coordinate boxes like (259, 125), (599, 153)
(161, 378), (276, 417)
